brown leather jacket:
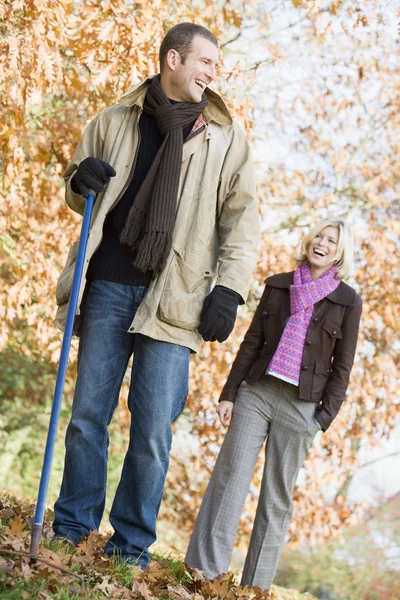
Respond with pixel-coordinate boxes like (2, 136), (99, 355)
(219, 271), (362, 431)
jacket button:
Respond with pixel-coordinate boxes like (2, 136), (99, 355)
(312, 318), (318, 323)
(302, 365), (308, 371)
(305, 340), (311, 346)
(333, 330), (337, 335)
(262, 311), (268, 316)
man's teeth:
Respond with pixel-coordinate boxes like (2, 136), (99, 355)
(195, 80), (206, 89)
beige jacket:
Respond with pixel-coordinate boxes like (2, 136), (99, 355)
(55, 77), (259, 352)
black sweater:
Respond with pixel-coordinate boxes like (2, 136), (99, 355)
(87, 111), (194, 286)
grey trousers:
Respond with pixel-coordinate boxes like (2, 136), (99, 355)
(185, 375), (321, 590)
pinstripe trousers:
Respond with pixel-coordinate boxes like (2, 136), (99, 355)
(185, 375), (321, 590)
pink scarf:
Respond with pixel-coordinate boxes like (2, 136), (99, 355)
(267, 263), (340, 386)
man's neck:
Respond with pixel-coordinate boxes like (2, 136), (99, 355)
(159, 73), (185, 102)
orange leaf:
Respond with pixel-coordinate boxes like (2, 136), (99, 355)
(9, 514), (26, 537)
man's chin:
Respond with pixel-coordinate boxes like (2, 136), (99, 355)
(189, 89), (204, 103)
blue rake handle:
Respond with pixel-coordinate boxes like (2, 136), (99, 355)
(30, 191), (96, 555)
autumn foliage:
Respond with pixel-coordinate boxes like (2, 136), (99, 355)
(0, 0), (399, 565)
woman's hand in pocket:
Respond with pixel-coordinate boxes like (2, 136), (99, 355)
(217, 401), (234, 427)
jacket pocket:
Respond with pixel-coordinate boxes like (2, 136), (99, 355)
(311, 361), (330, 400)
(158, 250), (214, 331)
(56, 241), (79, 306)
(323, 319), (342, 339)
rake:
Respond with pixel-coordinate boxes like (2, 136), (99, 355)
(30, 190), (96, 555)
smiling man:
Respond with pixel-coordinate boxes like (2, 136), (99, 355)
(52, 23), (259, 567)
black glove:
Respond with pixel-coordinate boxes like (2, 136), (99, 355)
(71, 157), (116, 198)
(198, 286), (242, 343)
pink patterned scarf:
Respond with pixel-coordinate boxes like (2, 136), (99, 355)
(267, 263), (340, 385)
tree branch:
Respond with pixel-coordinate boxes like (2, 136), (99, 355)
(358, 451), (400, 470)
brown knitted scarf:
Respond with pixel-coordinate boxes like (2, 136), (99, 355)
(120, 75), (208, 272)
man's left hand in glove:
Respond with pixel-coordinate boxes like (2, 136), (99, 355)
(198, 285), (242, 343)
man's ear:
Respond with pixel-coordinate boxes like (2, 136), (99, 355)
(166, 49), (180, 72)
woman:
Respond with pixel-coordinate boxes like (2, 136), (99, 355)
(185, 218), (362, 590)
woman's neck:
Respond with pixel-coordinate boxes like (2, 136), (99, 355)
(309, 265), (330, 281)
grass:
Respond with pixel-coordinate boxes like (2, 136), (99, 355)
(0, 494), (316, 600)
(151, 550), (194, 585)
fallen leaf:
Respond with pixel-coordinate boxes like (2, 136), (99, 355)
(0, 508), (15, 519)
(7, 536), (27, 552)
(9, 514), (27, 537)
(190, 567), (206, 582)
(39, 546), (69, 567)
(21, 560), (33, 581)
(93, 575), (117, 596)
(132, 579), (154, 600)
(145, 561), (165, 582)
(76, 530), (104, 560)
(166, 584), (194, 599)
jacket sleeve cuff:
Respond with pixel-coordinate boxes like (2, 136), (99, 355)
(66, 176), (86, 215)
(216, 276), (250, 305)
(215, 285), (244, 305)
(219, 385), (240, 403)
(314, 407), (332, 431)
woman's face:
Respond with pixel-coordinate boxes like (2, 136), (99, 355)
(307, 226), (339, 274)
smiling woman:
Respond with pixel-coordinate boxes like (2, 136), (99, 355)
(185, 217), (363, 592)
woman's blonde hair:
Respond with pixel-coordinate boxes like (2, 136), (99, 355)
(296, 218), (354, 280)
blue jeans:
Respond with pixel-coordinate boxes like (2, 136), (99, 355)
(53, 280), (190, 566)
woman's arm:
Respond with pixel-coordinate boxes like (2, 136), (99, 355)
(315, 297), (362, 430)
(219, 284), (270, 402)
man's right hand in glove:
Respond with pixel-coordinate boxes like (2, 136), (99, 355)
(71, 157), (116, 198)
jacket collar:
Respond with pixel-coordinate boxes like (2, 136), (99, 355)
(119, 75), (233, 126)
(265, 271), (359, 307)
(264, 272), (293, 288)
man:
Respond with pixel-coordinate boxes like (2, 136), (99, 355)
(53, 22), (259, 567)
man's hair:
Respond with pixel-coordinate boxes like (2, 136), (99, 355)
(159, 23), (218, 71)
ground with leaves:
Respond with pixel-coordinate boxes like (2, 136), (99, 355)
(0, 496), (315, 600)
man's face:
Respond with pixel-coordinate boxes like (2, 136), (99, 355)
(168, 36), (219, 102)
